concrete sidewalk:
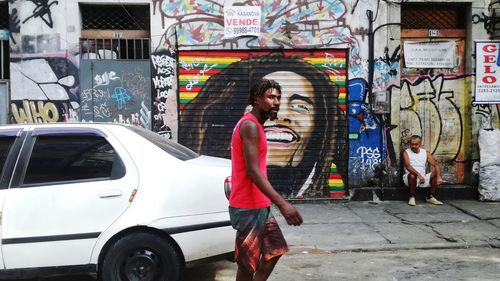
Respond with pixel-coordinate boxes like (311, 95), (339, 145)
(185, 199), (500, 281)
(279, 200), (500, 253)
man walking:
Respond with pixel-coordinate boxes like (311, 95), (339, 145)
(229, 79), (303, 281)
(402, 135), (443, 206)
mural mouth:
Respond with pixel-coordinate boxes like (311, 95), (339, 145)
(264, 125), (300, 146)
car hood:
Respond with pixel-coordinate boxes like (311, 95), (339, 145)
(186, 155), (231, 167)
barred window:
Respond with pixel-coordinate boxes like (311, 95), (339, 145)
(402, 4), (467, 29)
(80, 4), (150, 60)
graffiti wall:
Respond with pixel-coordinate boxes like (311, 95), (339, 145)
(4, 0), (496, 191)
(79, 61), (152, 128)
(472, 0), (500, 40)
(178, 50), (348, 198)
(9, 0), (81, 123)
(8, 0), (153, 126)
(150, 0), (403, 188)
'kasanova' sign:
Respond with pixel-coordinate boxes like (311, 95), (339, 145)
(475, 41), (500, 104)
(224, 6), (261, 39)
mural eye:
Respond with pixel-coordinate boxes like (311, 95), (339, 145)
(291, 104), (309, 113)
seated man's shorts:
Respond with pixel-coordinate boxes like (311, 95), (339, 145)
(403, 172), (431, 187)
(228, 206), (288, 273)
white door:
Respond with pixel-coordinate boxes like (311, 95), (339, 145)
(1, 127), (138, 269)
(0, 128), (25, 270)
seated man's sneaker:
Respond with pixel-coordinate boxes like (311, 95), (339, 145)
(408, 196), (416, 206)
(426, 195), (443, 205)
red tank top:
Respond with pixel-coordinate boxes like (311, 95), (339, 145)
(229, 113), (271, 208)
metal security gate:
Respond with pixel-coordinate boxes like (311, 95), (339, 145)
(178, 50), (348, 199)
(79, 60), (152, 129)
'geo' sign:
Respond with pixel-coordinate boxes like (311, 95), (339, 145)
(224, 6), (261, 39)
(475, 41), (500, 104)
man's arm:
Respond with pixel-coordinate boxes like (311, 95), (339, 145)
(402, 150), (425, 184)
(240, 120), (303, 226)
(426, 151), (442, 185)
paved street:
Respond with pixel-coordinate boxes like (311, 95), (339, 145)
(12, 200), (500, 281)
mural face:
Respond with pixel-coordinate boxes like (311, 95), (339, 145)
(262, 71), (316, 167)
(178, 51), (347, 198)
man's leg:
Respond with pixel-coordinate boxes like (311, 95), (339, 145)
(406, 173), (417, 205)
(254, 255), (281, 281)
(426, 171), (443, 205)
(429, 171), (439, 196)
(407, 173), (417, 196)
(236, 265), (253, 281)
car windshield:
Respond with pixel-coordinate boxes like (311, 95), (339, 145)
(127, 126), (199, 161)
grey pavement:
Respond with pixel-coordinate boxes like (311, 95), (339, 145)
(18, 200), (500, 281)
(184, 199), (500, 281)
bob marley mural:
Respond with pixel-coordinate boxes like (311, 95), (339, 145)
(178, 50), (348, 199)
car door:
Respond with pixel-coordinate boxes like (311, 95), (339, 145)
(0, 128), (25, 270)
(1, 126), (139, 269)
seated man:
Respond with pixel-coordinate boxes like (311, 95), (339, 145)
(402, 135), (443, 206)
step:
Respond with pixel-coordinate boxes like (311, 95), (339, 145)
(349, 185), (479, 201)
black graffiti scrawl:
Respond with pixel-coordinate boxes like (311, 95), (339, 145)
(22, 0), (59, 28)
(151, 49), (176, 139)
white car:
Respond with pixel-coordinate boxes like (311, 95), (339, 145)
(0, 123), (234, 281)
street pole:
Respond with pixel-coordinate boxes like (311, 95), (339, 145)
(367, 10), (374, 110)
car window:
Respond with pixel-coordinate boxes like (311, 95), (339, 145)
(0, 136), (16, 181)
(126, 126), (199, 161)
(23, 135), (125, 186)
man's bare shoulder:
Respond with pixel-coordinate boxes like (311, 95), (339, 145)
(239, 119), (259, 139)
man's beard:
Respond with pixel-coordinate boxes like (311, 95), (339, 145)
(268, 110), (278, 121)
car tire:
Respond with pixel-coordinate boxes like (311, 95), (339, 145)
(101, 232), (182, 281)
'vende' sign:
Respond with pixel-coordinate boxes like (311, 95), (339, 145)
(224, 6), (261, 39)
(475, 41), (500, 104)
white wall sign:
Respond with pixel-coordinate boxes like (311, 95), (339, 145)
(475, 41), (500, 104)
(224, 6), (261, 39)
(404, 41), (456, 68)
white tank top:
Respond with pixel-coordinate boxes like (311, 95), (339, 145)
(405, 148), (427, 175)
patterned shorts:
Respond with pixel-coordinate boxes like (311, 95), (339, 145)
(229, 206), (289, 273)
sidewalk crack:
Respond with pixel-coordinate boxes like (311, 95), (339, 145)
(447, 202), (500, 229)
(422, 223), (459, 243)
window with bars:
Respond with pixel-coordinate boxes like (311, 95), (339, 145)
(402, 4), (467, 29)
(81, 4), (150, 30)
(80, 4), (150, 60)
(0, 2), (9, 79)
(79, 38), (150, 60)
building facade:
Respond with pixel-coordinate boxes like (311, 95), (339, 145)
(0, 0), (499, 199)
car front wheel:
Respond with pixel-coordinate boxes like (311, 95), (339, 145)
(102, 232), (182, 281)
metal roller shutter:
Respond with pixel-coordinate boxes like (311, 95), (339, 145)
(178, 50), (348, 199)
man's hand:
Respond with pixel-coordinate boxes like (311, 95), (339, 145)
(417, 174), (425, 184)
(436, 176), (443, 185)
(277, 201), (303, 226)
